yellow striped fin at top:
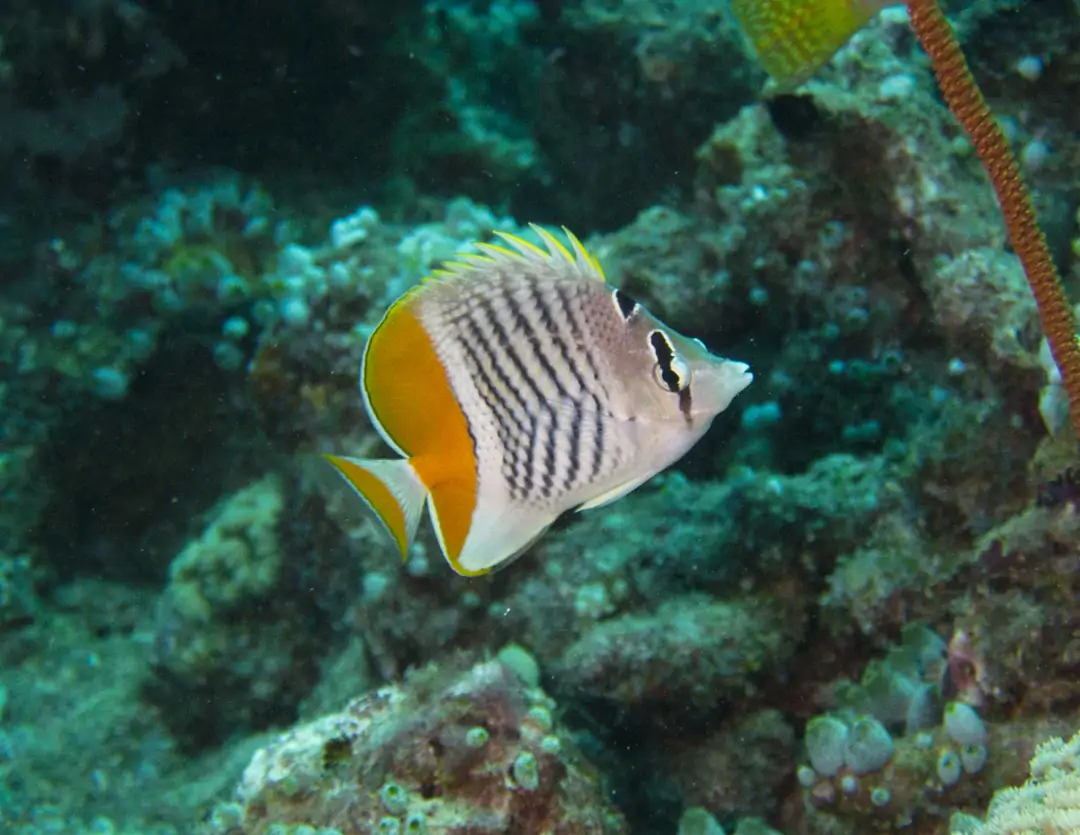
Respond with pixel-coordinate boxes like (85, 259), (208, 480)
(423, 226), (606, 284)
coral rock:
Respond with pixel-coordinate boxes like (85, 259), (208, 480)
(227, 659), (627, 834)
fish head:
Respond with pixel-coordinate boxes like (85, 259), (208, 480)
(620, 305), (753, 424)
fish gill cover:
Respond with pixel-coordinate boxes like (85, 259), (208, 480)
(0, 0), (1079, 834)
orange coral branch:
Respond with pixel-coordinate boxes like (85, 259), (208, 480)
(906, 0), (1080, 437)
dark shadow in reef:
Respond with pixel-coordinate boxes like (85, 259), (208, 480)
(31, 327), (268, 586)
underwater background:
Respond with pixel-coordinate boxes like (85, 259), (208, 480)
(2, 0), (1080, 833)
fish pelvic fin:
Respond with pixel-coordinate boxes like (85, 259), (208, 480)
(732, 0), (883, 89)
(323, 454), (427, 561)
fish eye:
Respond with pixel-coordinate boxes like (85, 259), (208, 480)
(652, 356), (690, 392)
(648, 330), (691, 393)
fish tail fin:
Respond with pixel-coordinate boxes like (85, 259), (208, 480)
(731, 0), (882, 89)
(323, 454), (427, 560)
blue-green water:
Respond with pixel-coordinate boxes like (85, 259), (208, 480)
(1, 1), (1079, 833)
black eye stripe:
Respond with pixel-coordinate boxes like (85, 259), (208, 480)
(613, 289), (638, 320)
(649, 330), (674, 364)
(649, 330), (682, 392)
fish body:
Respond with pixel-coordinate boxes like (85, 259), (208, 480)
(326, 227), (752, 575)
(731, 0), (901, 89)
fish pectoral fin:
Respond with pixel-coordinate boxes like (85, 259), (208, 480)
(323, 454), (427, 560)
(436, 496), (557, 577)
(575, 471), (658, 512)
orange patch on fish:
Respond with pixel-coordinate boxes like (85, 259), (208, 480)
(362, 298), (478, 563)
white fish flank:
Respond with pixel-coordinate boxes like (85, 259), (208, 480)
(415, 232), (637, 517)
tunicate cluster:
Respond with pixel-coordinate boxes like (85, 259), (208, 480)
(804, 714), (894, 778)
(799, 635), (994, 832)
(938, 701), (988, 783)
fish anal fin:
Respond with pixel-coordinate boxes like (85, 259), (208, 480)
(432, 489), (557, 577)
(426, 477), (482, 575)
(324, 454), (427, 560)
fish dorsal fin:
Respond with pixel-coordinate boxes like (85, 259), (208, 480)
(428, 225), (606, 285)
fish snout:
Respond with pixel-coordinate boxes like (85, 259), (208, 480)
(697, 358), (753, 415)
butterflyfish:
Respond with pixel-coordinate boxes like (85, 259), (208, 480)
(731, 0), (901, 90)
(324, 226), (753, 576)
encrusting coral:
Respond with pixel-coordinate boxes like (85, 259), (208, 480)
(205, 655), (627, 835)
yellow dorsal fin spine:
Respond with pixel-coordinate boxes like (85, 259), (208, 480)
(425, 226), (604, 284)
(530, 223), (576, 264)
(493, 230), (550, 261)
(562, 226), (606, 279)
(474, 242), (521, 261)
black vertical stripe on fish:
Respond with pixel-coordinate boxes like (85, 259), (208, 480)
(459, 316), (533, 441)
(458, 329), (530, 498)
(563, 401), (583, 491)
(543, 279), (610, 485)
(520, 281), (597, 491)
(649, 330), (682, 392)
(527, 406), (558, 501)
(459, 312), (538, 497)
(475, 380), (521, 498)
(546, 403), (561, 498)
(678, 387), (692, 419)
(614, 288), (638, 320)
(524, 281), (592, 402)
(527, 404), (553, 502)
(473, 296), (558, 498)
(526, 411), (542, 500)
(552, 282), (611, 403)
(474, 296), (550, 410)
(493, 296), (570, 499)
(501, 288), (572, 402)
(591, 404), (606, 481)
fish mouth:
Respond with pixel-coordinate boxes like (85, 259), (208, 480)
(729, 361), (752, 379)
(725, 360), (754, 388)
(691, 358), (753, 416)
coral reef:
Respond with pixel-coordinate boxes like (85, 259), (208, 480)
(553, 594), (801, 712)
(205, 656), (627, 834)
(951, 727), (1080, 835)
(147, 473), (363, 748)
(1, 0), (1079, 833)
